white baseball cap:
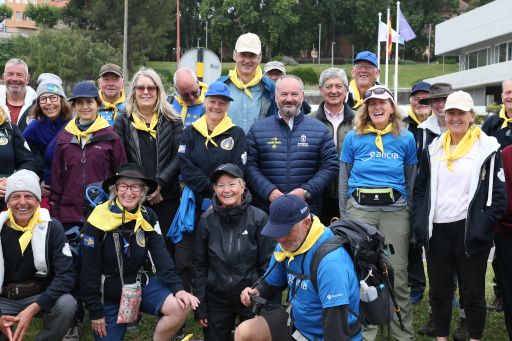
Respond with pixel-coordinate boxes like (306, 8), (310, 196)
(444, 90), (475, 112)
(235, 33), (261, 55)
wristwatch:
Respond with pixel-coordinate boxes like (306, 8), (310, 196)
(303, 189), (311, 200)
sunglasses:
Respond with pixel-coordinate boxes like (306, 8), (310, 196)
(363, 87), (393, 100)
(177, 86), (201, 99)
(134, 85), (157, 93)
(39, 95), (59, 104)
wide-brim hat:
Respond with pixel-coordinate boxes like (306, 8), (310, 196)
(419, 83), (453, 105)
(102, 163), (158, 195)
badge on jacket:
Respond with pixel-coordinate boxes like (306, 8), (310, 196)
(220, 137), (234, 151)
(83, 235), (95, 248)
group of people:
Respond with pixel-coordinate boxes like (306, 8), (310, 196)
(0, 28), (509, 341)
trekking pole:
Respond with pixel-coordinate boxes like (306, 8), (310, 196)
(382, 262), (405, 331)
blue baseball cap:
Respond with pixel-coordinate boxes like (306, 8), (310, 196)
(354, 51), (378, 68)
(68, 82), (100, 101)
(205, 81), (234, 101)
(410, 81), (431, 96)
(261, 195), (311, 238)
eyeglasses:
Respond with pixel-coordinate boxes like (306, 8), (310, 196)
(134, 85), (157, 93)
(353, 64), (377, 71)
(116, 183), (144, 193)
(177, 86), (201, 99)
(363, 87), (393, 100)
(39, 95), (59, 104)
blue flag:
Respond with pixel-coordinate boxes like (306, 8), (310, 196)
(398, 8), (416, 42)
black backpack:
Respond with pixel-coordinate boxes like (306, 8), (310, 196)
(309, 218), (403, 328)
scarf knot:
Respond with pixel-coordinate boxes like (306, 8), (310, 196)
(228, 67), (263, 99)
(64, 116), (110, 144)
(499, 105), (512, 129)
(441, 127), (481, 172)
(7, 207), (42, 255)
(87, 199), (154, 233)
(362, 123), (393, 153)
(131, 112), (158, 139)
(99, 89), (125, 119)
(192, 114), (234, 148)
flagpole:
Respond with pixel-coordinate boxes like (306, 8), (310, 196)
(385, 8), (390, 87)
(377, 12), (382, 82)
(394, 1), (400, 100)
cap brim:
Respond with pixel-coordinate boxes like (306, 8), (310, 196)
(354, 58), (378, 68)
(210, 169), (242, 183)
(99, 70), (123, 78)
(364, 93), (394, 104)
(444, 104), (473, 112)
(261, 222), (293, 238)
(236, 48), (261, 55)
(419, 94), (450, 105)
(205, 94), (234, 101)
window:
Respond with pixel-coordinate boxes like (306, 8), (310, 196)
(495, 43), (507, 63)
(15, 11), (21, 20)
(464, 47), (489, 70)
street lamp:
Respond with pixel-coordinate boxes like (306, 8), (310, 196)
(331, 42), (336, 67)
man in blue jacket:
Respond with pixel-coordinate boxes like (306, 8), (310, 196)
(0, 170), (76, 340)
(217, 33), (276, 134)
(246, 75), (338, 216)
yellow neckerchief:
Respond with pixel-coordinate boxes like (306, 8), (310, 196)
(228, 66), (263, 99)
(499, 105), (512, 129)
(87, 199), (154, 233)
(274, 216), (325, 265)
(349, 79), (364, 109)
(407, 107), (422, 126)
(64, 115), (110, 144)
(131, 112), (158, 139)
(7, 207), (42, 255)
(192, 113), (234, 148)
(362, 123), (393, 153)
(99, 89), (125, 114)
(176, 82), (207, 122)
(441, 127), (481, 172)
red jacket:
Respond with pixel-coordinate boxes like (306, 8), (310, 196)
(50, 126), (127, 224)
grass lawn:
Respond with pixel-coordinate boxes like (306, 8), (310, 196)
(147, 61), (458, 89)
(23, 262), (507, 340)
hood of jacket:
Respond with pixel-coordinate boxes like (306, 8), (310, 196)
(212, 189), (252, 225)
(418, 114), (442, 135)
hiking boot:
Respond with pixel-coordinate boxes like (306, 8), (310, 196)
(453, 317), (469, 341)
(418, 314), (435, 337)
(487, 293), (504, 312)
(410, 290), (424, 305)
(62, 321), (82, 341)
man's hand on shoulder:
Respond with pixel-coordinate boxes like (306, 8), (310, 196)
(13, 302), (40, 341)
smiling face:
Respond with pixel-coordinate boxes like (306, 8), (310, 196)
(39, 93), (62, 120)
(134, 75), (158, 112)
(214, 174), (245, 208)
(351, 61), (379, 92)
(73, 97), (99, 122)
(445, 108), (474, 140)
(3, 63), (29, 96)
(98, 73), (123, 103)
(410, 91), (431, 118)
(7, 191), (39, 227)
(321, 77), (347, 109)
(276, 77), (303, 119)
(276, 216), (311, 252)
(234, 51), (262, 80)
(502, 80), (512, 115)
(205, 96), (229, 126)
(367, 98), (394, 130)
(116, 177), (144, 211)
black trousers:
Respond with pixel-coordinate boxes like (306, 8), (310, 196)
(427, 220), (489, 339)
(407, 242), (426, 292)
(494, 229), (512, 340)
(204, 292), (254, 341)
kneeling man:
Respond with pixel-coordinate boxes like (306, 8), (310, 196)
(0, 170), (76, 340)
(235, 195), (362, 341)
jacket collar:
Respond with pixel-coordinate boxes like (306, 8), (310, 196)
(316, 101), (355, 123)
(418, 115), (442, 135)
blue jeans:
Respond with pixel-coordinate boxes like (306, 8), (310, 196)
(96, 277), (172, 341)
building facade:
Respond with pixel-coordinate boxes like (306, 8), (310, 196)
(1, 0), (68, 34)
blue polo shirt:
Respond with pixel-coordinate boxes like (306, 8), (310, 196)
(227, 83), (262, 134)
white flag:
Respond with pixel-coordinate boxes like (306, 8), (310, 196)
(378, 21), (404, 44)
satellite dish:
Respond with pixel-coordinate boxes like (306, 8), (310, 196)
(178, 48), (222, 85)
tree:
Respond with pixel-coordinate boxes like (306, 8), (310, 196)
(25, 4), (61, 29)
(0, 4), (12, 29)
(3, 29), (121, 86)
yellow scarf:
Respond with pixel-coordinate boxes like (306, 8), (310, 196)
(64, 115), (111, 144)
(349, 80), (364, 109)
(99, 89), (125, 118)
(441, 127), (481, 172)
(87, 199), (154, 232)
(499, 105), (512, 129)
(176, 82), (207, 123)
(407, 107), (421, 126)
(362, 123), (393, 153)
(192, 113), (234, 148)
(7, 207), (42, 255)
(228, 66), (263, 99)
(131, 112), (158, 139)
(274, 216), (325, 265)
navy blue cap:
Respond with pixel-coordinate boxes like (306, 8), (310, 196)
(205, 81), (234, 101)
(410, 81), (431, 96)
(68, 82), (99, 101)
(210, 163), (244, 183)
(354, 51), (378, 68)
(261, 195), (311, 238)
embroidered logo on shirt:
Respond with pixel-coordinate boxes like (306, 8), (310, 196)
(297, 134), (309, 147)
(136, 229), (145, 247)
(178, 144), (186, 154)
(220, 137), (234, 151)
(83, 235), (95, 248)
(267, 137), (282, 149)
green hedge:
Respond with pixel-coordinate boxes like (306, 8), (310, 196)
(287, 66), (318, 84)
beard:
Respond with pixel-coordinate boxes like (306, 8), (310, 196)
(278, 102), (302, 118)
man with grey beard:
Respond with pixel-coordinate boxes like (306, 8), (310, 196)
(246, 75), (338, 215)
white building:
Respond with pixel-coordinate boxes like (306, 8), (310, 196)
(425, 0), (512, 106)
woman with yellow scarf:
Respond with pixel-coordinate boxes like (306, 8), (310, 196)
(177, 81), (247, 292)
(413, 91), (506, 341)
(339, 85), (416, 339)
(81, 163), (199, 340)
(114, 68), (183, 254)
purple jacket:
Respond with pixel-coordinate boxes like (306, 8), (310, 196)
(50, 126), (127, 224)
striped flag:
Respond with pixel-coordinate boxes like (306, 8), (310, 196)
(387, 17), (393, 58)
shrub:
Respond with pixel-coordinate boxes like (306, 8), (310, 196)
(282, 56), (298, 66)
(288, 66), (318, 84)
